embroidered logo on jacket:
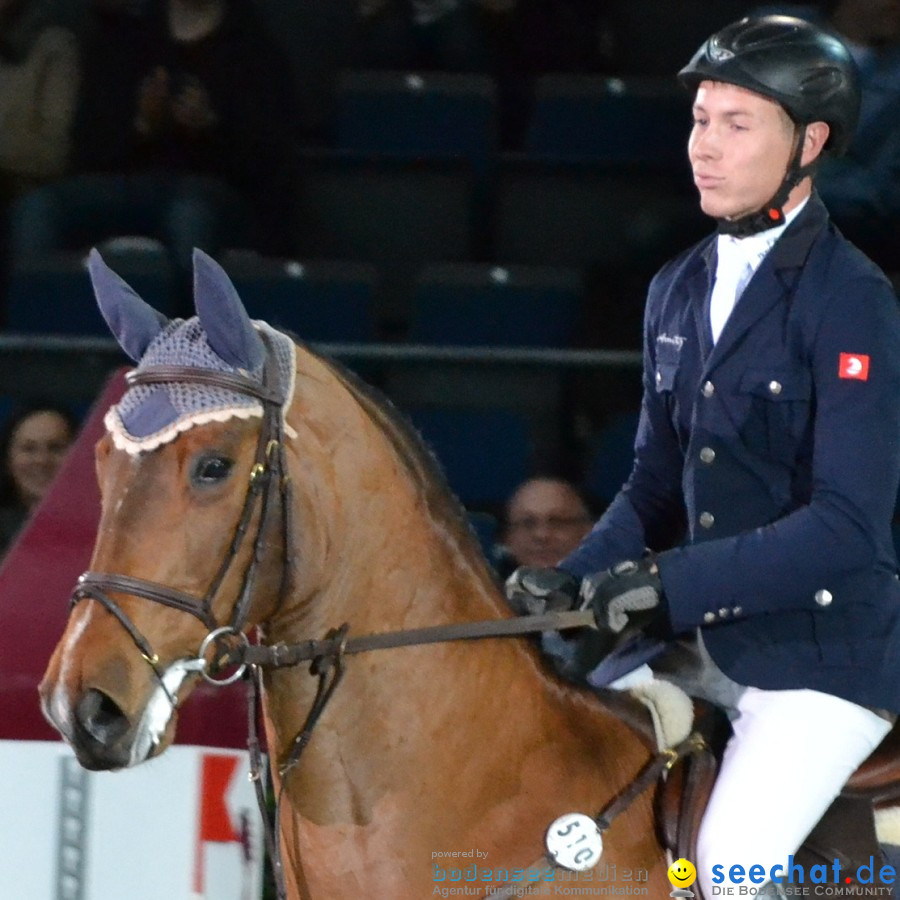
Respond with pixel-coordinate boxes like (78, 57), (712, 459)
(838, 353), (870, 381)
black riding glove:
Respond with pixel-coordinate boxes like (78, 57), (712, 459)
(504, 566), (580, 616)
(505, 565), (615, 683)
(581, 557), (670, 640)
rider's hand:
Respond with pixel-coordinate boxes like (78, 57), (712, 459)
(506, 565), (625, 685)
(504, 566), (580, 616)
(581, 557), (669, 637)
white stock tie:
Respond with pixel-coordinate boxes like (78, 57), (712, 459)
(710, 239), (754, 345)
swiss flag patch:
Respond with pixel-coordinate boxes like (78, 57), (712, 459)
(839, 353), (870, 380)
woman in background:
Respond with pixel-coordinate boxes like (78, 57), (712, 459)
(0, 402), (76, 556)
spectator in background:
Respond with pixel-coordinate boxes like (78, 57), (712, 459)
(494, 476), (593, 578)
(354, 0), (516, 74)
(0, 0), (79, 310)
(8, 0), (297, 300)
(0, 402), (76, 557)
(0, 0), (78, 203)
(818, 0), (900, 271)
(756, 0), (900, 271)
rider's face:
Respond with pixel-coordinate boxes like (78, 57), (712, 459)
(688, 80), (801, 223)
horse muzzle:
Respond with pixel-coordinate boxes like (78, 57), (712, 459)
(40, 656), (200, 771)
(38, 678), (140, 770)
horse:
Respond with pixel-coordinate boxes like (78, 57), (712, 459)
(39, 249), (672, 899)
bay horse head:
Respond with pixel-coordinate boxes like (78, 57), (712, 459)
(40, 248), (299, 769)
(40, 250), (667, 897)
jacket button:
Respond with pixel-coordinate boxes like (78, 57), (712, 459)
(732, 606), (743, 616)
(700, 446), (716, 464)
(703, 611), (716, 624)
(718, 607), (730, 618)
(699, 511), (715, 529)
(814, 589), (833, 607)
(768, 380), (783, 395)
(702, 381), (715, 398)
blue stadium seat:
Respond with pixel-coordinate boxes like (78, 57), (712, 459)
(409, 263), (581, 347)
(336, 70), (498, 170)
(584, 410), (640, 505)
(409, 407), (533, 507)
(467, 511), (499, 559)
(220, 253), (378, 343)
(291, 150), (477, 332)
(526, 75), (691, 171)
(293, 150), (476, 264)
(0, 396), (14, 428)
(5, 245), (177, 336)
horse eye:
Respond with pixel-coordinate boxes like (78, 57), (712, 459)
(192, 454), (234, 486)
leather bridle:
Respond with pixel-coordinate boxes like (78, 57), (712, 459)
(70, 334), (292, 689)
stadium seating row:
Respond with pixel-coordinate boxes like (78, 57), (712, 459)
(5, 249), (585, 347)
(5, 152), (707, 342)
(334, 71), (693, 172)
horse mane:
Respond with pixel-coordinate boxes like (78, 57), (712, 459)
(298, 340), (499, 585)
(290, 340), (651, 742)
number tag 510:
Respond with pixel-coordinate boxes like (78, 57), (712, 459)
(545, 813), (603, 871)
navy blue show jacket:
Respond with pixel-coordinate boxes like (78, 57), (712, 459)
(563, 194), (900, 711)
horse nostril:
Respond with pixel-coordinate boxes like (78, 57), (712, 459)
(75, 688), (130, 745)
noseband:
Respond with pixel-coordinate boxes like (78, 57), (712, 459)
(71, 337), (291, 687)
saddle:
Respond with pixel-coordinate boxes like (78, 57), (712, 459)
(604, 689), (900, 900)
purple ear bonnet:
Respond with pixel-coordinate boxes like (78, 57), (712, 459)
(89, 249), (296, 454)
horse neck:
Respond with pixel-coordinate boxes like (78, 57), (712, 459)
(265, 351), (531, 737)
(259, 352), (642, 832)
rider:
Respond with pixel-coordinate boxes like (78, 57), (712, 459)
(507, 14), (900, 898)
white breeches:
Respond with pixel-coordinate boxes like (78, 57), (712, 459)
(696, 686), (892, 899)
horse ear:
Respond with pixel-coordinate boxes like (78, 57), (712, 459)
(192, 248), (265, 370)
(87, 248), (170, 362)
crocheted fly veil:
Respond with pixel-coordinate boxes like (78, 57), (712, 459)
(88, 248), (296, 454)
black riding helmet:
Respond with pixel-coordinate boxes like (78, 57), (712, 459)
(679, 15), (861, 235)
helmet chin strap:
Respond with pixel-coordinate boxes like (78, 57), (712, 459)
(717, 125), (812, 238)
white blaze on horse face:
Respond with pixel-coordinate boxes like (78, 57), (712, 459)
(128, 658), (202, 766)
(43, 604), (96, 739)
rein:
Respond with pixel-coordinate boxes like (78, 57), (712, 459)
(228, 609), (597, 670)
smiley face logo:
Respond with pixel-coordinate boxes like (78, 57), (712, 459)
(668, 858), (697, 888)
